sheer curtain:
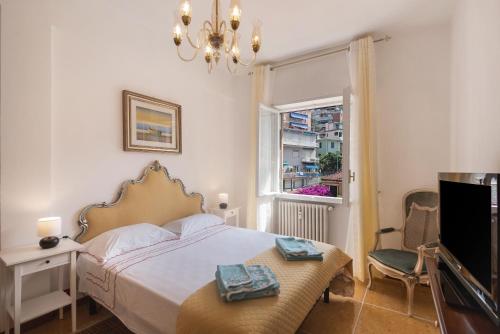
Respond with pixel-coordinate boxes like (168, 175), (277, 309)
(345, 36), (380, 281)
(246, 65), (275, 230)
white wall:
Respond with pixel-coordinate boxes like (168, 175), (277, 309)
(271, 25), (452, 249)
(0, 0), (54, 303)
(449, 0), (500, 171)
(272, 51), (350, 105)
(1, 0), (250, 250)
(376, 24), (451, 248)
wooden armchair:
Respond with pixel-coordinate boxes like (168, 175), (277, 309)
(367, 189), (438, 316)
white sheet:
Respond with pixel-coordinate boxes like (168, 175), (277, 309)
(77, 225), (277, 334)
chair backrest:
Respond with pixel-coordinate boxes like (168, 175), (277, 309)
(401, 189), (439, 251)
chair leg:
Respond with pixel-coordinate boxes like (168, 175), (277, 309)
(367, 263), (374, 290)
(403, 277), (416, 316)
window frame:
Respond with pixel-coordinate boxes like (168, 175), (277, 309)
(273, 92), (350, 205)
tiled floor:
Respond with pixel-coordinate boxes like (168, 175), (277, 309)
(298, 276), (439, 334)
(23, 276), (439, 334)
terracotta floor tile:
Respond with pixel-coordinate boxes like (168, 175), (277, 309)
(364, 277), (408, 313)
(352, 278), (368, 302)
(355, 304), (438, 334)
(300, 297), (362, 334)
(364, 277), (437, 321)
(413, 284), (438, 321)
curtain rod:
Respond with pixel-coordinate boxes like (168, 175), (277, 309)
(270, 35), (391, 71)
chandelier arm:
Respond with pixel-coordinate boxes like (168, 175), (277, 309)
(203, 20), (214, 34)
(226, 55), (237, 74)
(224, 30), (235, 53)
(177, 46), (199, 62)
(185, 26), (202, 49)
(219, 21), (227, 36)
(236, 52), (257, 67)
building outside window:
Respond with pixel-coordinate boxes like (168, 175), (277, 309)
(281, 104), (344, 198)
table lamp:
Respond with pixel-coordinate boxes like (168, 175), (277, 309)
(218, 193), (229, 209)
(37, 217), (62, 249)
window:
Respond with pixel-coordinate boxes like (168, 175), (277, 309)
(279, 100), (346, 199)
(258, 93), (350, 203)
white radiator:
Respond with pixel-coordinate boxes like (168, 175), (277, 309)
(278, 201), (331, 243)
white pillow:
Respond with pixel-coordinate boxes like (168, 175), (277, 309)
(83, 223), (178, 263)
(162, 213), (224, 238)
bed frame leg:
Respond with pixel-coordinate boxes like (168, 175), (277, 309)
(89, 298), (98, 315)
(323, 287), (330, 303)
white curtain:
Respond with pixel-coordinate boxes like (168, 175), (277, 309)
(345, 36), (380, 281)
(246, 65), (275, 231)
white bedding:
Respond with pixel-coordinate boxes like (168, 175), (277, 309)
(77, 225), (277, 334)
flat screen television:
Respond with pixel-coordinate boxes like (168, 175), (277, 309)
(438, 173), (499, 325)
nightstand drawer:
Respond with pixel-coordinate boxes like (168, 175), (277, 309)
(20, 253), (70, 275)
(226, 209), (237, 216)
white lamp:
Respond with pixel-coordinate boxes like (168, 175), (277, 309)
(37, 217), (62, 249)
(218, 193), (229, 209)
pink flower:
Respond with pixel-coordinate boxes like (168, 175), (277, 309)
(294, 184), (331, 196)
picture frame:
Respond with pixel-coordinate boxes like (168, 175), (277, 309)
(123, 90), (182, 153)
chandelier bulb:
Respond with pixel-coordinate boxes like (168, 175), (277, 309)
(204, 45), (213, 63)
(173, 23), (182, 46)
(180, 0), (192, 25)
(251, 20), (262, 53)
(229, 0), (241, 30)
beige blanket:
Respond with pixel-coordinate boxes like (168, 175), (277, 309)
(177, 242), (353, 334)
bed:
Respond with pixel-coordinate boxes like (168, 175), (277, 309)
(75, 161), (353, 334)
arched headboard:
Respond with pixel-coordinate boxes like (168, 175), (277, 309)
(75, 160), (204, 243)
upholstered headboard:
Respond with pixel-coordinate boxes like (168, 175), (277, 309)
(75, 160), (204, 243)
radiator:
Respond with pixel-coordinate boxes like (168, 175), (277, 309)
(278, 201), (331, 243)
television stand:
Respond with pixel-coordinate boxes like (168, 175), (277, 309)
(426, 256), (498, 333)
(438, 260), (481, 310)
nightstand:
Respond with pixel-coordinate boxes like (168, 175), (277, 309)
(208, 207), (241, 227)
(0, 238), (83, 334)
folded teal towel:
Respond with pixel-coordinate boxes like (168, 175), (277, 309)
(276, 237), (323, 261)
(215, 265), (280, 302)
(216, 264), (253, 290)
(276, 243), (323, 261)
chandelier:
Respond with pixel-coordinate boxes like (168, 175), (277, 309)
(172, 0), (262, 73)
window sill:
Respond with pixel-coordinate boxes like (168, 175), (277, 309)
(275, 193), (343, 205)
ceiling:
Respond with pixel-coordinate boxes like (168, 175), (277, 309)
(238, 0), (457, 62)
(124, 0), (457, 63)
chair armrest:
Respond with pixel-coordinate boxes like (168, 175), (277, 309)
(376, 227), (400, 234)
(373, 227), (401, 251)
(414, 244), (437, 276)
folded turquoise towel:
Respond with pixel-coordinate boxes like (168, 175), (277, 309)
(215, 265), (280, 302)
(275, 237), (323, 261)
(276, 243), (323, 261)
(216, 264), (253, 290)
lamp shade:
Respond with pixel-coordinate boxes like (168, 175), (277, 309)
(218, 193), (229, 204)
(37, 217), (62, 237)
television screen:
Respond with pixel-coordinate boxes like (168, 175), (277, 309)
(440, 180), (492, 293)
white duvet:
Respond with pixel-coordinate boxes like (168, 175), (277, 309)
(77, 225), (277, 334)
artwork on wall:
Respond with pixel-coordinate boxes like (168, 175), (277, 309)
(123, 90), (181, 153)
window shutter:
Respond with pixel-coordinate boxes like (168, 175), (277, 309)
(257, 104), (280, 196)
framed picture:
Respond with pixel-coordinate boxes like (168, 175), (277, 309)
(123, 90), (181, 153)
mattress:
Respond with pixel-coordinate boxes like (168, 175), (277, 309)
(77, 225), (278, 334)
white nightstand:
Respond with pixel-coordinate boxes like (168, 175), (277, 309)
(208, 207), (241, 227)
(0, 238), (83, 334)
